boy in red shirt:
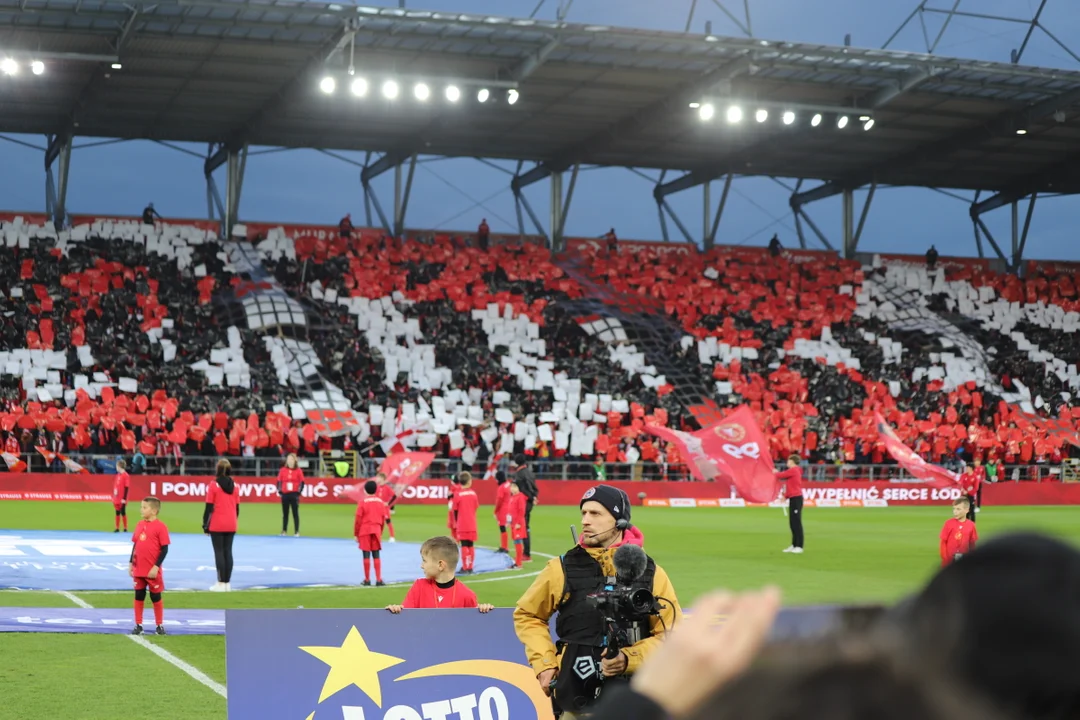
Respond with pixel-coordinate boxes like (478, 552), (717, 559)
(494, 470), (511, 554)
(129, 496), (170, 636)
(385, 536), (494, 613)
(354, 480), (390, 587)
(507, 481), (528, 569)
(454, 472), (480, 573)
(112, 460), (130, 533)
(959, 463), (981, 522)
(940, 497), (978, 566)
(374, 472), (397, 543)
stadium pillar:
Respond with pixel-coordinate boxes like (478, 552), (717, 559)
(842, 188), (854, 258)
(225, 145), (248, 237)
(44, 132), (72, 229)
(362, 151), (410, 237)
(205, 142), (245, 237)
(393, 153), (417, 238)
(511, 162), (565, 248)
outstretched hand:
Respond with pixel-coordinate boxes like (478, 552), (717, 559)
(630, 586), (781, 718)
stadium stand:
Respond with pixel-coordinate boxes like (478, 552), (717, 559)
(1, 213), (1078, 477)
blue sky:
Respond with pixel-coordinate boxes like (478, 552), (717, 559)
(3, 0), (1080, 260)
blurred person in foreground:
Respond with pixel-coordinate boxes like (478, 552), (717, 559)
(513, 485), (680, 718)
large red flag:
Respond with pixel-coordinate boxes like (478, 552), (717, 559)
(341, 452), (436, 502)
(874, 412), (959, 488)
(647, 405), (779, 503)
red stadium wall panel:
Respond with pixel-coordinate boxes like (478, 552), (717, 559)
(3, 475), (1080, 507)
(66, 214), (221, 231)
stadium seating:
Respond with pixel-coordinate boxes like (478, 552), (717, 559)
(1, 212), (1077, 475)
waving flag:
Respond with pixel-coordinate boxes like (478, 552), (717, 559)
(379, 452), (436, 494)
(1, 452), (26, 473)
(35, 446), (90, 474)
(874, 412), (960, 488)
(646, 405), (779, 503)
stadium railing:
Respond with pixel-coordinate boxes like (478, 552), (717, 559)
(3, 454), (1066, 484)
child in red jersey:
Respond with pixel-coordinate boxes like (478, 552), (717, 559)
(941, 496), (978, 567)
(354, 480), (391, 586)
(493, 470), (511, 554)
(507, 482), (528, 569)
(374, 472), (397, 543)
(385, 536), (494, 613)
(112, 460), (130, 533)
(129, 496), (170, 636)
(959, 462), (981, 523)
(454, 472), (480, 574)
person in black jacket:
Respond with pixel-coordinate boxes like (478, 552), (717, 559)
(512, 454), (538, 561)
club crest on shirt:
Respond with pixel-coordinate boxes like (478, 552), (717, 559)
(139, 533), (146, 541)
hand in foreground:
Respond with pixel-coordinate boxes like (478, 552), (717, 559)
(537, 668), (557, 696)
(630, 586), (781, 718)
(600, 651), (628, 677)
(386, 605), (403, 614)
(478, 603), (495, 613)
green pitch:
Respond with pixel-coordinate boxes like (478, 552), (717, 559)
(0, 501), (1077, 719)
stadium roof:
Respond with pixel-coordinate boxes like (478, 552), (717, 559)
(5, 0), (1080, 194)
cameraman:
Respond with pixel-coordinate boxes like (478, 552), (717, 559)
(513, 486), (681, 717)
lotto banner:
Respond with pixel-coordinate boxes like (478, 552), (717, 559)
(225, 608), (554, 720)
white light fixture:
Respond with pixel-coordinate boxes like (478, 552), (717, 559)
(755, 108), (768, 123)
(699, 103), (715, 121)
(507, 89), (519, 105)
(859, 115), (871, 122)
(1016, 128), (1028, 135)
(477, 88), (490, 103)
(863, 118), (875, 131)
(382, 80), (399, 99)
(111, 62), (123, 70)
(782, 111), (796, 125)
(726, 105), (743, 123)
(413, 83), (430, 101)
(811, 113), (822, 127)
(1, 58), (18, 76)
(31, 60), (44, 76)
(837, 115), (849, 129)
(350, 78), (368, 97)
(319, 76), (336, 94)
(688, 102), (701, 109)
(445, 85), (461, 102)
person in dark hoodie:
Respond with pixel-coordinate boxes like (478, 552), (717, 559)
(204, 459), (240, 592)
(512, 454), (539, 562)
(513, 485), (680, 718)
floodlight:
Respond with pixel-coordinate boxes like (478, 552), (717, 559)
(507, 89), (519, 105)
(351, 78), (368, 97)
(837, 115), (849, 129)
(782, 111), (796, 125)
(811, 113), (822, 127)
(755, 108), (768, 123)
(111, 63), (123, 70)
(863, 118), (875, 131)
(1016, 128), (1028, 135)
(382, 80), (399, 99)
(1, 58), (18, 76)
(689, 102), (701, 109)
(726, 105), (743, 123)
(319, 76), (336, 94)
(477, 88), (490, 103)
(414, 83), (430, 101)
(699, 103), (715, 121)
(31, 61), (44, 76)
(445, 85), (461, 102)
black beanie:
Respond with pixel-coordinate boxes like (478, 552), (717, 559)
(580, 485), (630, 525)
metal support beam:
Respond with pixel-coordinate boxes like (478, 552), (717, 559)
(794, 207), (836, 252)
(44, 132), (72, 229)
(708, 174), (733, 249)
(509, 37), (560, 82)
(972, 216), (1009, 264)
(554, 164), (579, 251)
(393, 153), (417, 237)
(842, 188), (855, 259)
(549, 171), (563, 251)
(1011, 200), (1019, 266)
(973, 220), (985, 259)
(1016, 193), (1037, 270)
(659, 200), (696, 244)
(852, 182), (876, 254)
(1014, 0), (1048, 64)
(516, 191), (549, 244)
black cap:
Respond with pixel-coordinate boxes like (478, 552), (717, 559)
(580, 485), (630, 525)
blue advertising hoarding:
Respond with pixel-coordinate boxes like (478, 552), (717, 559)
(226, 609), (554, 720)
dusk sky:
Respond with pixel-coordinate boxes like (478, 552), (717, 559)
(3, 0), (1079, 261)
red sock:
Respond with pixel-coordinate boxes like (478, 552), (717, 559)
(387, 521), (395, 540)
(123, 516), (128, 531)
(462, 546), (471, 571)
(153, 599), (163, 626)
(134, 599), (144, 625)
(374, 558), (383, 583)
(468, 546), (475, 570)
(515, 544), (523, 567)
(114, 514), (120, 531)
(500, 531), (508, 551)
(363, 557), (371, 582)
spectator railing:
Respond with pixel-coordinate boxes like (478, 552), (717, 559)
(3, 453), (1068, 484)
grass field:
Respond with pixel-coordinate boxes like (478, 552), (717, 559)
(1, 500), (1078, 719)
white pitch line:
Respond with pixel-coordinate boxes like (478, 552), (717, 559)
(54, 590), (227, 699)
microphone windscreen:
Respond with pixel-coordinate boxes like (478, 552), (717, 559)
(613, 543), (648, 583)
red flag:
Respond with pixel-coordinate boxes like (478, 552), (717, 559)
(646, 405), (778, 503)
(874, 412), (959, 488)
(379, 452), (436, 495)
(1, 452), (26, 473)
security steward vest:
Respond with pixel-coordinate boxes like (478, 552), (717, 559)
(552, 545), (656, 714)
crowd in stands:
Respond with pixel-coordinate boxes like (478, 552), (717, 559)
(0, 212), (1078, 477)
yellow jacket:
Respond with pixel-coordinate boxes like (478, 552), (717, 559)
(513, 545), (682, 677)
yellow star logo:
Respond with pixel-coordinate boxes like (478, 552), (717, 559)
(299, 626), (405, 706)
